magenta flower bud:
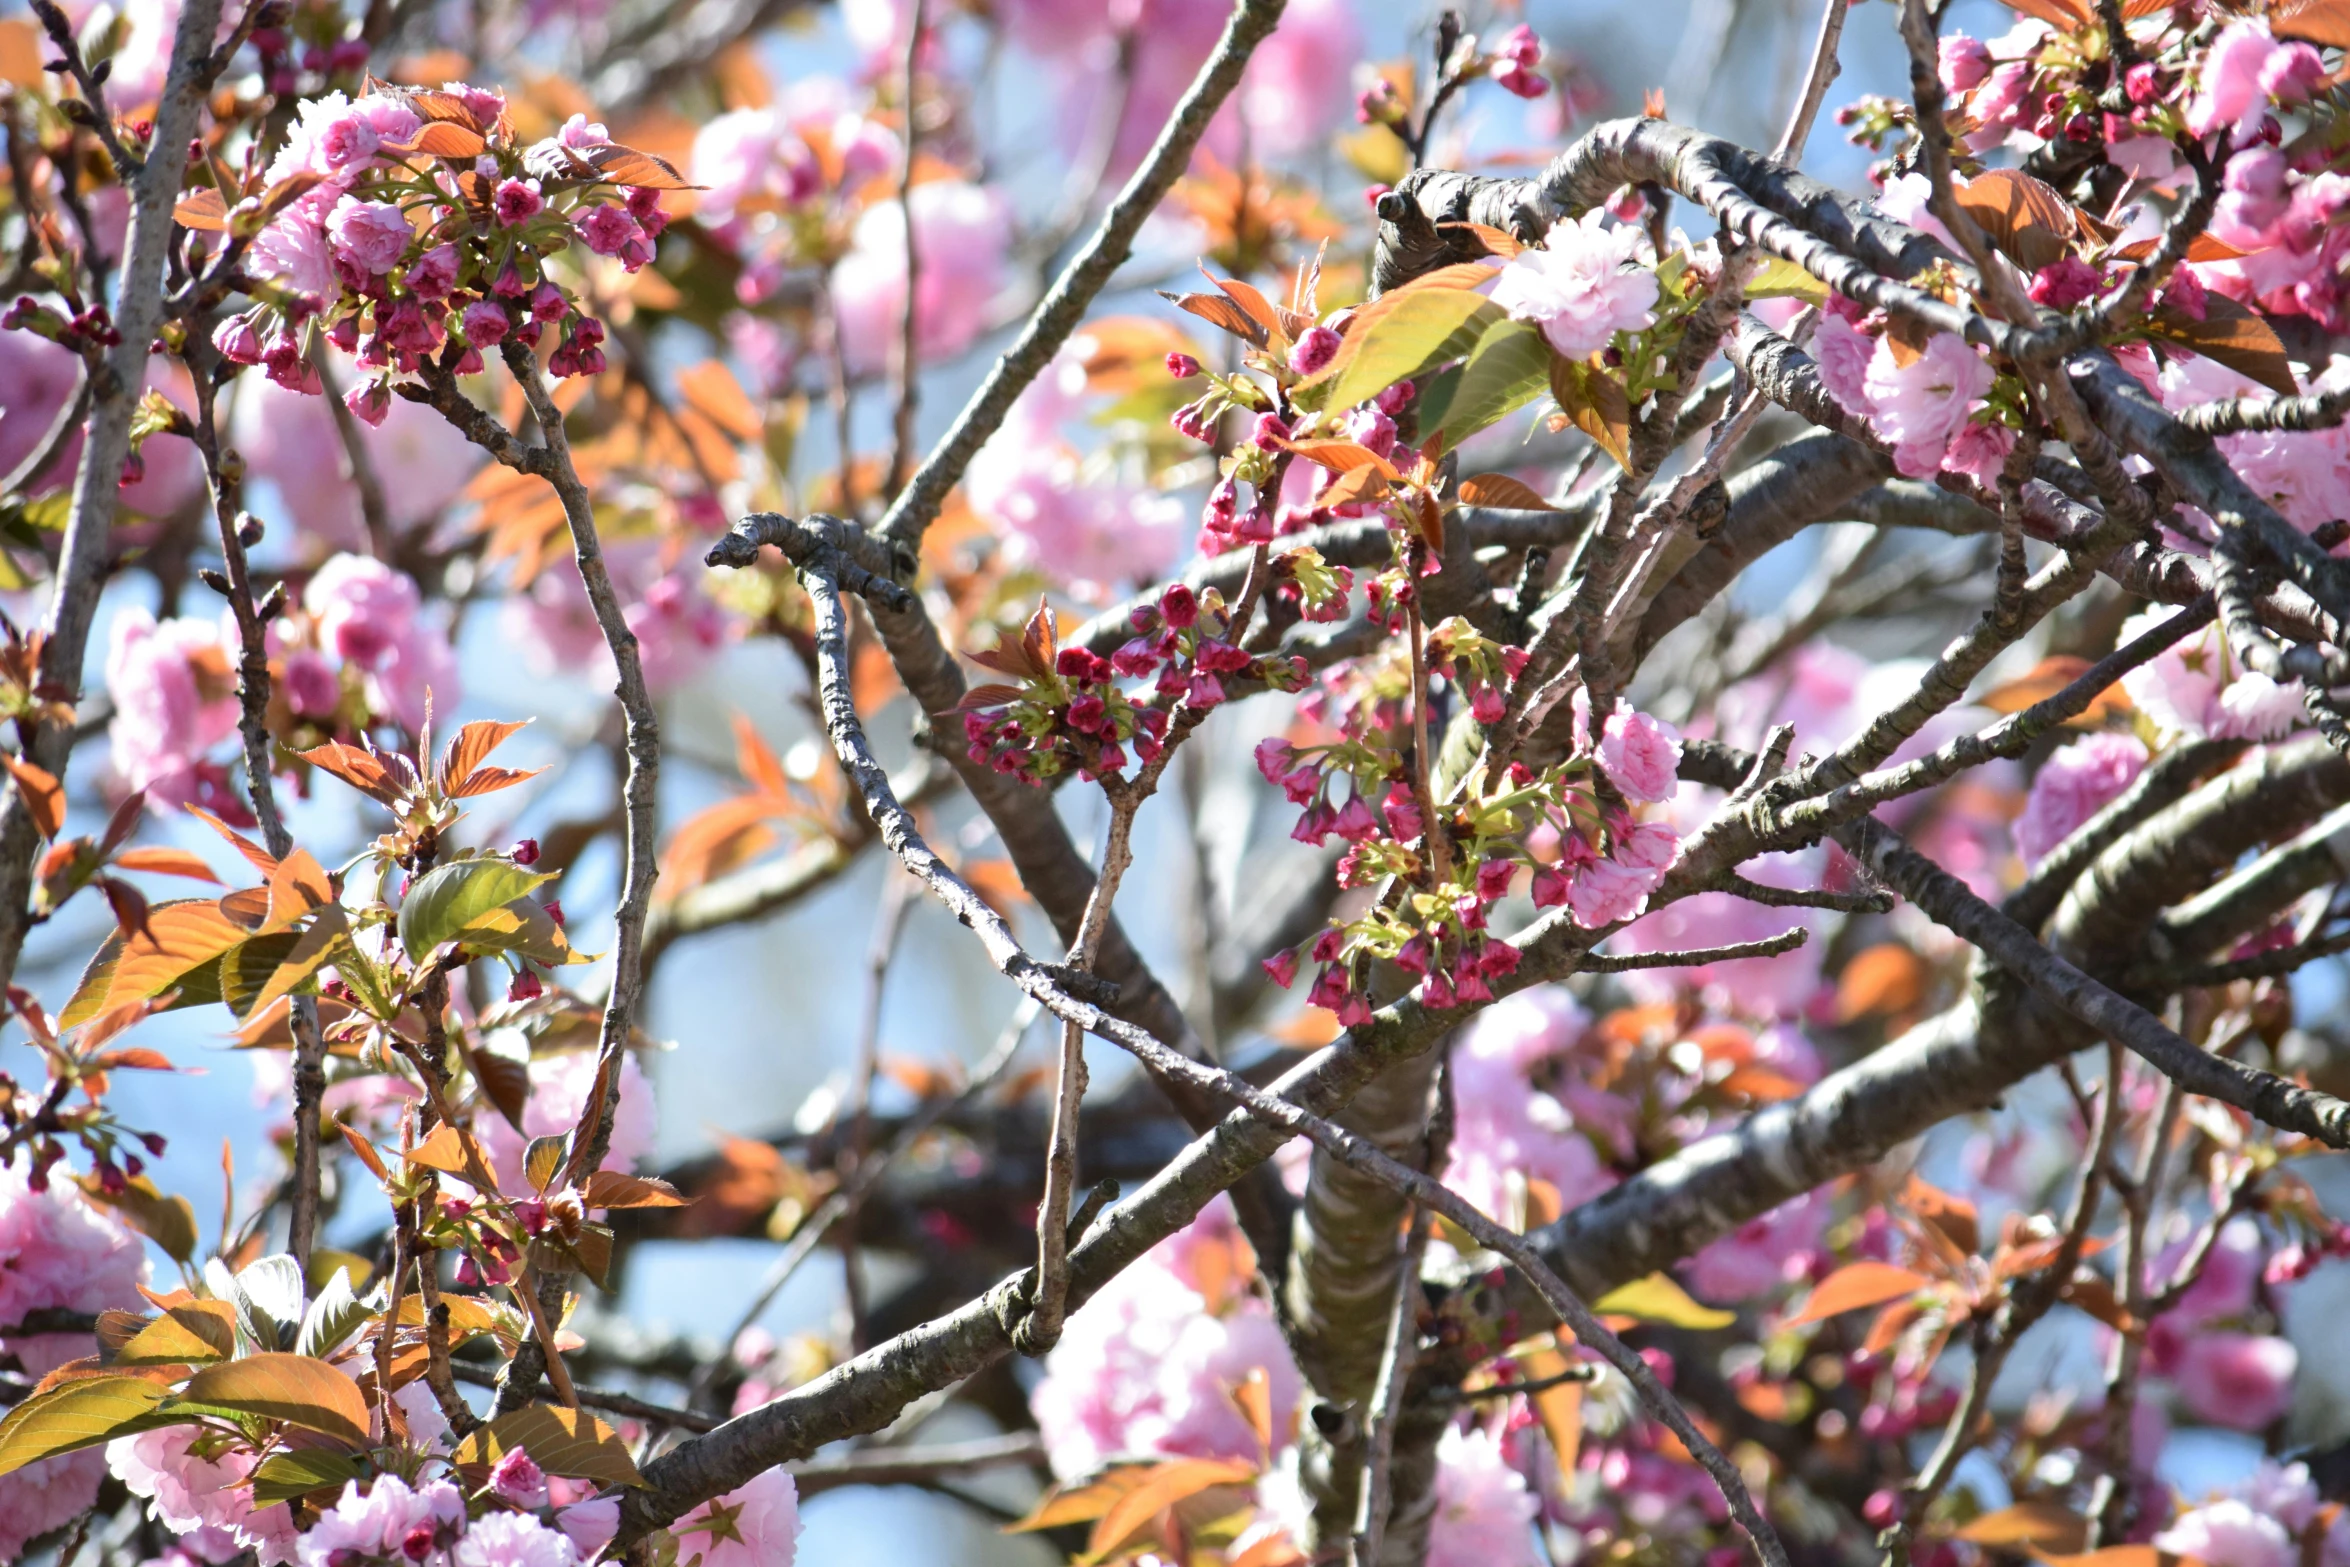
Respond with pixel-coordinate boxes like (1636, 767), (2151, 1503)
(1165, 351), (1203, 379)
(212, 313), (264, 365)
(460, 299), (509, 347)
(1530, 864), (1571, 908)
(510, 968), (543, 1001)
(343, 380), (391, 428)
(512, 837), (541, 865)
(529, 282), (569, 323)
(1373, 379), (1415, 416)
(1160, 582), (1198, 628)
(1289, 323), (1342, 376)
(1331, 794), (1380, 842)
(489, 1448), (549, 1509)
(1254, 737), (1294, 783)
(493, 176), (544, 226)
(1170, 399), (1215, 442)
(1381, 781), (1422, 842)
(1475, 857), (1515, 903)
(1262, 947), (1300, 988)
(406, 241), (460, 301)
(2125, 61), (2162, 105)
(1250, 411), (1292, 450)
(2026, 257), (2101, 311)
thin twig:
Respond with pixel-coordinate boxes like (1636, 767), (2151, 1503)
(883, 0), (925, 502)
(1772, 0), (1848, 163)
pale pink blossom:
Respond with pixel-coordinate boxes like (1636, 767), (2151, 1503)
(2014, 733), (2147, 864)
(448, 1512), (577, 1567)
(1965, 62), (2035, 150)
(1030, 1198), (1300, 1479)
(109, 1428), (301, 1563)
(1873, 173), (1959, 252)
(1487, 211), (1659, 359)
(1427, 1426), (1540, 1567)
(472, 1051), (656, 1197)
(672, 1468), (801, 1567)
(1861, 332), (1993, 479)
(2117, 608), (2305, 742)
(252, 190), (341, 301)
(1938, 34), (1990, 94)
(2172, 1333), (2298, 1430)
(326, 197), (414, 275)
(2156, 1499), (2295, 1567)
(0, 1449), (111, 1564)
(2109, 136), (2180, 184)
(2188, 22), (2292, 146)
(104, 608), (241, 808)
(0, 1160), (148, 1340)
(1568, 858), (1656, 929)
(688, 109), (830, 223)
(830, 181), (1011, 376)
(1685, 1189), (1829, 1302)
(553, 1501), (620, 1561)
(1597, 706), (1681, 803)
(964, 353), (1188, 596)
(303, 555), (462, 735)
(235, 371), (482, 553)
(1237, 0), (1363, 155)
(295, 1476), (464, 1567)
(1444, 990), (1612, 1224)
(1810, 310), (1876, 417)
(1940, 420), (2017, 488)
(504, 547), (727, 695)
(488, 1449), (549, 1510)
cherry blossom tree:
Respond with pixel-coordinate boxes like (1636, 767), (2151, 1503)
(4, 0), (2350, 1565)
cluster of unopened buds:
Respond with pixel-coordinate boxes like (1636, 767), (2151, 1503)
(209, 83), (677, 419)
(2, 296), (121, 350)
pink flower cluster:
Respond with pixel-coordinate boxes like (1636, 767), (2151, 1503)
(671, 1466), (801, 1567)
(2117, 605), (2307, 743)
(295, 555), (464, 735)
(963, 353), (1188, 595)
(503, 542), (729, 696)
(2141, 1218), (2303, 1433)
(1815, 295), (1999, 481)
(104, 607), (244, 814)
(1487, 211), (1659, 359)
(0, 1166), (150, 1563)
(2014, 732), (2146, 865)
(471, 1050), (657, 1198)
(110, 1427), (303, 1564)
(2154, 1462), (2350, 1567)
(832, 181), (1011, 377)
(1030, 1197), (1300, 1479)
(1441, 990), (1613, 1225)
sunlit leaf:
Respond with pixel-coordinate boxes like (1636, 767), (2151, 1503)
(1834, 943), (1927, 1024)
(251, 1449), (369, 1506)
(60, 898), (247, 1028)
(296, 1268), (368, 1360)
(297, 740), (404, 806)
(1785, 1261), (1932, 1325)
(1977, 655), (2133, 726)
(1088, 1457), (1259, 1559)
(398, 858), (553, 961)
(2144, 293), (2298, 398)
(581, 1171), (688, 1208)
(453, 1404), (645, 1487)
(1953, 169), (2075, 272)
(76, 1174), (198, 1264)
(1458, 474), (1556, 511)
(1311, 288), (1499, 416)
(111, 848), (224, 883)
(0, 1376), (171, 1477)
(182, 1354), (368, 1445)
(1549, 355), (1632, 468)
(5, 757), (63, 839)
(1592, 1274), (1736, 1330)
(115, 1302), (236, 1366)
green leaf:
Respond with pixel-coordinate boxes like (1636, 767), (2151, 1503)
(1744, 256), (1828, 302)
(1592, 1273), (1737, 1330)
(218, 931), (305, 1019)
(181, 1354), (369, 1446)
(295, 1267), (368, 1361)
(77, 1173), (198, 1264)
(453, 1404), (644, 1488)
(397, 859), (553, 962)
(251, 1448), (369, 1506)
(1312, 289), (1501, 416)
(245, 905), (351, 1020)
(523, 1136), (567, 1193)
(450, 898), (583, 966)
(234, 1255), (308, 1353)
(116, 1301), (236, 1366)
(0, 1376), (170, 1478)
(1427, 318), (1551, 451)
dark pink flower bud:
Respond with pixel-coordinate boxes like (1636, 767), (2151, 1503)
(1332, 794), (1379, 842)
(212, 313), (264, 364)
(1289, 324), (1342, 376)
(1476, 857), (1515, 903)
(2125, 61), (2162, 105)
(512, 838), (540, 865)
(1250, 411), (1292, 450)
(1381, 781), (1422, 842)
(494, 176), (544, 226)
(344, 380), (391, 427)
(509, 968), (543, 1001)
(1530, 864), (1571, 908)
(1262, 948), (1300, 988)
(529, 282), (569, 323)
(1373, 379), (1415, 417)
(1165, 351), (1202, 379)
(407, 242), (460, 301)
(1160, 582), (1198, 628)
(461, 299), (509, 347)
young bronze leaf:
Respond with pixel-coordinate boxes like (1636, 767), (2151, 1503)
(581, 1170), (689, 1208)
(1954, 1502), (2088, 1553)
(62, 899), (248, 1028)
(0, 1375), (171, 1478)
(111, 848), (224, 883)
(524, 1135), (568, 1193)
(4, 757), (63, 839)
(2145, 292), (2299, 398)
(438, 719), (531, 795)
(1209, 271), (1286, 347)
(1088, 1457), (1260, 1560)
(172, 189), (229, 232)
(1009, 1465), (1158, 1532)
(1276, 438), (1398, 476)
(297, 740), (402, 806)
(404, 1123), (494, 1184)
(1549, 355), (1632, 468)
(1318, 464), (1390, 509)
(1436, 221), (1526, 259)
(1785, 1261), (1932, 1325)
(182, 1355), (370, 1445)
(467, 1045), (533, 1134)
(453, 1403), (645, 1486)
(585, 145), (696, 190)
(1157, 289), (1269, 348)
(1952, 169), (2075, 272)
(401, 121), (486, 159)
(1458, 474), (1556, 511)
(2273, 0), (2350, 48)
(184, 806), (279, 875)
(337, 1118), (392, 1182)
(115, 1301), (236, 1365)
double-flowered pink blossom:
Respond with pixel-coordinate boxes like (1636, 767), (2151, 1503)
(110, 1428), (302, 1564)
(1487, 211), (1658, 358)
(1030, 1197), (1300, 1479)
(1597, 705), (1682, 804)
(294, 1476), (465, 1567)
(2186, 21), (2324, 147)
(672, 1467), (801, 1567)
(1427, 1426), (1541, 1567)
(105, 608), (242, 810)
(447, 1512), (578, 1567)
(831, 180), (1010, 375)
(305, 555), (463, 736)
(1442, 989), (1613, 1225)
(2014, 732), (2147, 865)
(2118, 607), (2306, 742)
(1860, 332), (1994, 480)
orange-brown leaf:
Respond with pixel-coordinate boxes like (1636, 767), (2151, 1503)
(2273, 0), (2350, 48)
(298, 740), (402, 806)
(1978, 654), (2132, 726)
(4, 758), (63, 839)
(1785, 1261), (1932, 1325)
(1158, 289), (1269, 349)
(2146, 292), (2299, 398)
(1954, 170), (2077, 272)
(1458, 473), (1555, 511)
(1278, 438), (1399, 477)
(173, 189), (229, 232)
(399, 121), (487, 159)
(580, 1171), (688, 1208)
(1088, 1457), (1260, 1559)
(184, 806), (278, 875)
(1209, 272), (1286, 348)
(676, 361), (763, 444)
(1835, 943), (1926, 1024)
(1955, 1502), (2088, 1553)
(110, 848), (223, 883)
(438, 720), (530, 796)
(1319, 465), (1391, 509)
(1437, 221), (1526, 259)
(583, 145), (695, 190)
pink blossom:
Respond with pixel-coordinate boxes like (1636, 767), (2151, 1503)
(1810, 310), (1876, 417)
(1290, 324), (1342, 376)
(1236, 0), (1363, 154)
(2109, 135), (2179, 184)
(326, 196), (412, 275)
(1488, 211), (1658, 358)
(1940, 420), (2017, 487)
(1873, 173), (1959, 252)
(1444, 989), (1612, 1223)
(104, 608), (241, 808)
(268, 91), (406, 184)
(1965, 62), (2034, 149)
(831, 181), (1010, 376)
(472, 1051), (656, 1197)
(1030, 1198), (1301, 1479)
(494, 178), (546, 226)
(2172, 1333), (2298, 1430)
(1597, 706), (1681, 803)
(553, 1501), (620, 1560)
(964, 354), (1188, 595)
(1569, 858), (1656, 929)
(1685, 1189), (1829, 1302)
(2014, 732), (2147, 864)
(303, 555), (461, 733)
(1862, 332), (1993, 479)
(488, 1450), (549, 1510)
(506, 546), (728, 693)
(2117, 608), (2305, 742)
(448, 1512), (578, 1567)
(0, 1160), (148, 1341)
(2188, 22), (2290, 146)
(234, 370), (482, 553)
(1938, 34), (1990, 94)
(2217, 149), (2293, 247)
(672, 1467), (801, 1567)
(109, 1428), (300, 1563)
(252, 190), (341, 301)
(2156, 1500), (2296, 1567)
(295, 1476), (464, 1567)
(0, 333), (204, 510)
(1427, 1426), (1541, 1567)
(0, 1450), (111, 1564)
